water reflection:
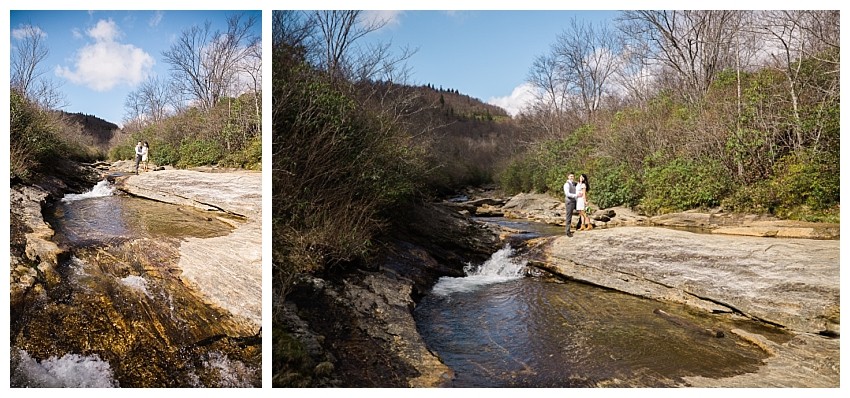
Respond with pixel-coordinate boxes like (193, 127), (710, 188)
(416, 225), (786, 387)
(11, 184), (259, 387)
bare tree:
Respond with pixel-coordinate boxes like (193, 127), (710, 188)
(552, 18), (621, 121)
(123, 76), (173, 127)
(754, 10), (840, 152)
(618, 10), (743, 103)
(162, 12), (259, 110)
(241, 40), (263, 129)
(272, 10), (313, 50)
(613, 37), (658, 108)
(308, 10), (387, 80)
(11, 24), (66, 109)
(11, 24), (48, 95)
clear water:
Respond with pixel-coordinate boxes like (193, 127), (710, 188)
(11, 181), (260, 387)
(415, 226), (783, 387)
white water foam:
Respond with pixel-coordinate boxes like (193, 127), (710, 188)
(66, 256), (89, 276)
(431, 244), (527, 296)
(13, 349), (118, 387)
(61, 180), (114, 202)
(120, 275), (150, 297)
(204, 351), (257, 387)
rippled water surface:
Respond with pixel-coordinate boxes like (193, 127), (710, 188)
(48, 184), (234, 247)
(415, 221), (786, 387)
(11, 182), (260, 387)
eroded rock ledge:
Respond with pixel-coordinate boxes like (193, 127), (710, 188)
(10, 161), (102, 308)
(115, 169), (262, 331)
(278, 203), (502, 387)
(526, 227), (839, 387)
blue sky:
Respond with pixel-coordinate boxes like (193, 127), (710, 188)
(9, 10), (261, 126)
(355, 10), (619, 115)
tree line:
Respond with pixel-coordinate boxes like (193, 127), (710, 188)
(114, 12), (262, 169)
(9, 13), (262, 175)
(504, 10), (839, 221)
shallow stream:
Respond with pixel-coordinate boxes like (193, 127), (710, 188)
(10, 181), (261, 387)
(414, 219), (789, 387)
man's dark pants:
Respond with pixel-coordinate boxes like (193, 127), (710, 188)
(565, 199), (576, 234)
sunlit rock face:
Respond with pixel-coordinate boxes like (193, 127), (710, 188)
(10, 170), (263, 387)
(527, 226), (839, 387)
(116, 169), (262, 331)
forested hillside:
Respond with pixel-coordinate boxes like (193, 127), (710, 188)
(502, 10), (839, 222)
(10, 12), (261, 177)
(56, 111), (119, 149)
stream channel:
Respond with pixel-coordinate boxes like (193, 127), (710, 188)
(413, 217), (790, 387)
(10, 180), (261, 387)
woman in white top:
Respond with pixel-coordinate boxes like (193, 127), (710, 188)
(576, 173), (592, 230)
(141, 141), (150, 172)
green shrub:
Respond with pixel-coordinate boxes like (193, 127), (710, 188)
(10, 89), (62, 180)
(109, 141), (137, 162)
(640, 154), (728, 215)
(590, 158), (642, 209)
(499, 125), (593, 196)
(220, 135), (262, 169)
(177, 139), (224, 167)
(722, 149), (839, 221)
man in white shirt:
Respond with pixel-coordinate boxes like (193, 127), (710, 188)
(563, 173), (578, 236)
(134, 141), (144, 174)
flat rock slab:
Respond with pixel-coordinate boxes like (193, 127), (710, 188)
(531, 226), (839, 335)
(529, 226), (840, 387)
(117, 169), (261, 218)
(116, 170), (262, 330)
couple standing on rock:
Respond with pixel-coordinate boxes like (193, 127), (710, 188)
(134, 141), (150, 174)
(563, 172), (592, 236)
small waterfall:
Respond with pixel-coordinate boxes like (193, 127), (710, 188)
(12, 350), (118, 388)
(431, 245), (527, 296)
(61, 180), (114, 203)
(120, 275), (151, 297)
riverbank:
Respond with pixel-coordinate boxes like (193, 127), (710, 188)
(457, 189), (839, 387)
(525, 227), (839, 387)
(452, 191), (840, 240)
(9, 163), (263, 387)
(114, 169), (262, 332)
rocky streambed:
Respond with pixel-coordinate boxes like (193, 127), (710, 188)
(454, 190), (841, 387)
(281, 189), (839, 387)
(9, 164), (262, 387)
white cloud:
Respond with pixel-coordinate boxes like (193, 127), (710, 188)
(55, 19), (154, 92)
(11, 25), (47, 40)
(362, 10), (403, 30)
(87, 19), (121, 42)
(149, 11), (164, 27)
(487, 82), (537, 117)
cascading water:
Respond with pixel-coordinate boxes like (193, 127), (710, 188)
(430, 244), (527, 296)
(414, 219), (783, 387)
(11, 181), (261, 387)
(60, 179), (114, 202)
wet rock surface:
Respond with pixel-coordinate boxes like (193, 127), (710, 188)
(115, 169), (262, 330)
(9, 161), (102, 308)
(279, 202), (501, 387)
(9, 164), (263, 387)
(526, 226), (839, 387)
